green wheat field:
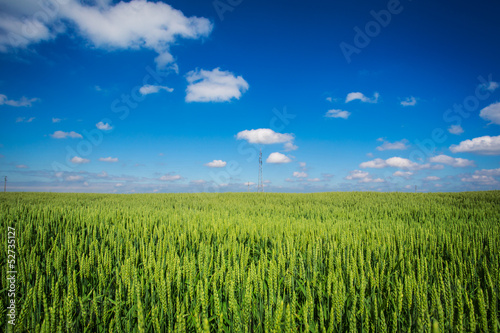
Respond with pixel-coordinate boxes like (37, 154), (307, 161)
(1, 191), (499, 332)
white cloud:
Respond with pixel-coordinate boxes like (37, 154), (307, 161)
(359, 177), (384, 183)
(96, 122), (113, 130)
(424, 176), (440, 181)
(461, 174), (498, 185)
(185, 68), (248, 102)
(293, 171), (308, 178)
(400, 96), (417, 106)
(244, 181), (255, 186)
(160, 174), (182, 181)
(71, 156), (90, 164)
(481, 81), (499, 92)
(66, 175), (84, 181)
(299, 162), (307, 168)
(450, 135), (500, 155)
(266, 152), (291, 164)
(99, 157), (119, 163)
(360, 157), (430, 170)
(376, 139), (409, 151)
(50, 131), (83, 139)
(0, 94), (39, 107)
(283, 142), (298, 151)
(16, 164), (28, 169)
(236, 128), (294, 145)
(448, 125), (464, 135)
(61, 0), (213, 69)
(325, 109), (351, 119)
(139, 84), (173, 95)
(191, 179), (206, 184)
(393, 171), (413, 178)
(15, 117), (35, 123)
(205, 160), (227, 168)
(429, 154), (475, 167)
(474, 168), (500, 177)
(345, 92), (379, 103)
(97, 171), (108, 178)
(345, 170), (370, 180)
(52, 118), (62, 123)
(479, 102), (500, 125)
(307, 178), (321, 182)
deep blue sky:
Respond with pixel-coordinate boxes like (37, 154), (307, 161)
(0, 0), (499, 193)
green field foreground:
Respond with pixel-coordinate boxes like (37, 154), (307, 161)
(1, 191), (499, 332)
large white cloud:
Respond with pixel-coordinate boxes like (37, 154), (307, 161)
(479, 102), (500, 125)
(429, 154), (475, 167)
(266, 152), (291, 164)
(450, 135), (500, 155)
(236, 128), (294, 145)
(185, 68), (248, 102)
(0, 0), (212, 69)
(360, 157), (430, 170)
(345, 92), (379, 103)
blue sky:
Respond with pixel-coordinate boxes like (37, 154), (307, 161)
(0, 0), (499, 193)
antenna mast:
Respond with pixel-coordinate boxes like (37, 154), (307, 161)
(258, 149), (263, 192)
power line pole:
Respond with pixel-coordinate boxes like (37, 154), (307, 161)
(258, 149), (263, 193)
(4, 176), (6, 193)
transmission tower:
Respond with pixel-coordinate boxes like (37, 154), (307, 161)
(258, 149), (263, 192)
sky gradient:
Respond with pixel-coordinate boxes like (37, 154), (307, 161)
(1, 0), (500, 193)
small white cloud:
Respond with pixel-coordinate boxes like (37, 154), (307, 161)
(236, 128), (294, 145)
(429, 154), (475, 167)
(15, 117), (35, 123)
(185, 68), (249, 102)
(293, 171), (308, 178)
(424, 176), (440, 181)
(325, 109), (351, 119)
(359, 177), (384, 183)
(96, 122), (113, 131)
(448, 125), (464, 135)
(71, 156), (90, 164)
(52, 118), (62, 123)
(393, 171), (413, 178)
(299, 162), (307, 169)
(400, 96), (417, 106)
(191, 179), (206, 184)
(345, 170), (370, 180)
(266, 152), (291, 164)
(376, 139), (409, 151)
(450, 135), (500, 155)
(115, 183), (124, 187)
(360, 157), (430, 170)
(97, 171), (108, 178)
(345, 92), (379, 103)
(66, 175), (84, 181)
(307, 178), (321, 182)
(479, 102), (500, 125)
(326, 97), (333, 102)
(480, 81), (499, 92)
(139, 84), (173, 95)
(205, 160), (227, 168)
(461, 174), (498, 185)
(99, 157), (119, 163)
(0, 94), (39, 107)
(160, 174), (182, 181)
(16, 164), (28, 169)
(283, 142), (298, 151)
(50, 131), (83, 139)
(244, 181), (255, 186)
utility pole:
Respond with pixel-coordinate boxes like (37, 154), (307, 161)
(258, 149), (263, 192)
(4, 176), (6, 193)
(415, 185), (417, 193)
